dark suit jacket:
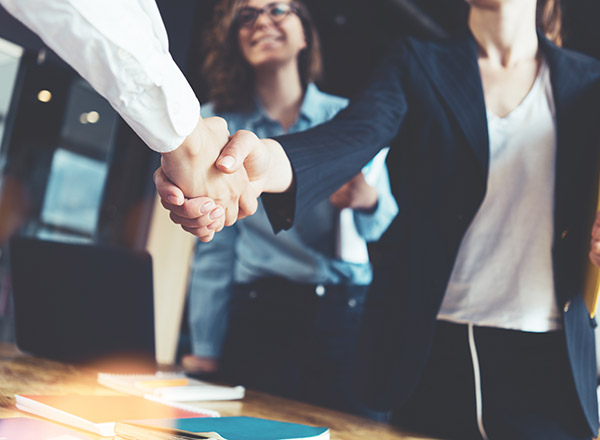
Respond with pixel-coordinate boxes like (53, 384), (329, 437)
(267, 32), (600, 435)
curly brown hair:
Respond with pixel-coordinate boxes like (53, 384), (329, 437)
(202, 0), (323, 113)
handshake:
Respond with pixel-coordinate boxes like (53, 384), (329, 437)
(156, 116), (293, 242)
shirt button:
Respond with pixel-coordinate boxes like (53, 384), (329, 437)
(249, 290), (258, 299)
(561, 229), (569, 240)
(348, 298), (357, 308)
(563, 300), (571, 313)
(315, 285), (326, 297)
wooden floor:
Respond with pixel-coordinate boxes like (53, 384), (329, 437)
(0, 343), (437, 440)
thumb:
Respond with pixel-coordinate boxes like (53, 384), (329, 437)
(216, 130), (257, 174)
(153, 166), (185, 206)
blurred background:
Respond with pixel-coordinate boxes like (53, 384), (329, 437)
(0, 0), (597, 345)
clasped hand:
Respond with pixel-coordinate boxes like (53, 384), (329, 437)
(157, 119), (292, 242)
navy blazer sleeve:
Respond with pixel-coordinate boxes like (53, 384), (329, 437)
(264, 39), (408, 232)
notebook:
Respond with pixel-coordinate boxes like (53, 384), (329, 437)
(115, 416), (330, 440)
(98, 372), (245, 401)
(0, 417), (96, 440)
(14, 394), (218, 437)
(9, 236), (156, 369)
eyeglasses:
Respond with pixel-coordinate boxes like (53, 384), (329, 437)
(235, 2), (298, 28)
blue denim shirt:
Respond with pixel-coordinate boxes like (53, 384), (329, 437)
(188, 84), (398, 357)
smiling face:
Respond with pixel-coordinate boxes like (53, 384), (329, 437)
(237, 0), (307, 71)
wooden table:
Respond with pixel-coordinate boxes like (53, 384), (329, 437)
(0, 344), (437, 440)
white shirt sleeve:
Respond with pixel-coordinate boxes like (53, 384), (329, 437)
(0, 0), (200, 153)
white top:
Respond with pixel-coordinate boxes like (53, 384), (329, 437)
(438, 60), (562, 332)
(0, 0), (200, 153)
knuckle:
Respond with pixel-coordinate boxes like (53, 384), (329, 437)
(235, 129), (255, 142)
(183, 203), (200, 218)
(169, 212), (183, 225)
(199, 234), (214, 243)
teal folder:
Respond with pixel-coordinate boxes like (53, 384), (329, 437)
(115, 416), (329, 440)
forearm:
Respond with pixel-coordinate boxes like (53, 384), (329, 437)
(161, 118), (207, 193)
(354, 161), (398, 241)
(354, 187), (398, 242)
(270, 39), (407, 223)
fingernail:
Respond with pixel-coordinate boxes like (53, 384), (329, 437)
(210, 207), (224, 220)
(167, 195), (181, 205)
(200, 201), (216, 214)
(219, 156), (235, 169)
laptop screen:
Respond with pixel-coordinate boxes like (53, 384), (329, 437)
(9, 236), (156, 371)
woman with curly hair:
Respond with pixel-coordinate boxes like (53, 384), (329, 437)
(182, 0), (397, 418)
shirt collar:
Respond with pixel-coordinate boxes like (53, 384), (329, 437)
(248, 83), (321, 128)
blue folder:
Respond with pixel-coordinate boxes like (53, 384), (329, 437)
(115, 416), (329, 440)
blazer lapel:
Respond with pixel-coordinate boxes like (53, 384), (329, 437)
(407, 34), (489, 173)
(539, 35), (600, 229)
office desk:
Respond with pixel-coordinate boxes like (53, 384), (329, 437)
(0, 344), (436, 440)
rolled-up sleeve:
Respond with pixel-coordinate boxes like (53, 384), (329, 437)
(354, 162), (398, 242)
(0, 0), (199, 152)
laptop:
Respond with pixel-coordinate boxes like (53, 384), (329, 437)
(9, 236), (156, 371)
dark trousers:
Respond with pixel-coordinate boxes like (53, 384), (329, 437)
(219, 277), (387, 420)
(392, 321), (592, 440)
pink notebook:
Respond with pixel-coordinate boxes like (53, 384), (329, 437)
(14, 394), (216, 436)
(0, 417), (95, 439)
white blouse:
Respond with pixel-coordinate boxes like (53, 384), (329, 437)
(438, 60), (562, 332)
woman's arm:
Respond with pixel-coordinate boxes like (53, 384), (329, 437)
(154, 39), (409, 238)
(266, 38), (408, 227)
(352, 163), (398, 242)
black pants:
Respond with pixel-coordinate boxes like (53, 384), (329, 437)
(219, 277), (387, 420)
(392, 321), (592, 440)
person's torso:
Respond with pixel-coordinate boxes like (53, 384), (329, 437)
(356, 35), (600, 420)
(203, 84), (373, 285)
